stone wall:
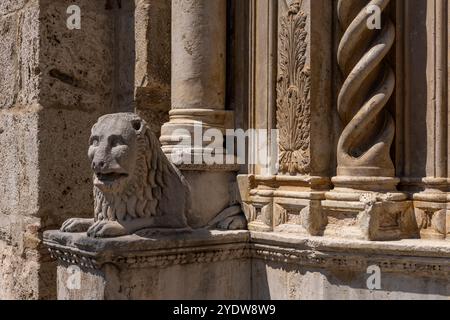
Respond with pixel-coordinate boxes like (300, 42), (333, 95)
(0, 0), (134, 299)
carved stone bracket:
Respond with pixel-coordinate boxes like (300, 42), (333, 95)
(357, 193), (417, 241)
(414, 207), (448, 240)
(244, 202), (274, 232)
(322, 194), (417, 241)
(413, 181), (449, 240)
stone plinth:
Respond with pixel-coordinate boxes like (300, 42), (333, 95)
(251, 232), (450, 300)
(45, 229), (450, 300)
(44, 230), (251, 300)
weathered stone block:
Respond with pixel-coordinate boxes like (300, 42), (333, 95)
(0, 0), (40, 110)
(0, 0), (28, 16)
(45, 230), (251, 300)
(0, 110), (40, 217)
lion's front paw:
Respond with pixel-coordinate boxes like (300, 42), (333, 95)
(217, 214), (247, 231)
(87, 221), (128, 238)
(61, 218), (94, 233)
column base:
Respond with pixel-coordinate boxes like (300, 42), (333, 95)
(413, 178), (450, 240)
(238, 175), (330, 235)
(324, 176), (417, 241)
(330, 176), (401, 197)
(160, 108), (234, 160)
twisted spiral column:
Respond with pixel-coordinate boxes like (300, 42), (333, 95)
(336, 0), (396, 181)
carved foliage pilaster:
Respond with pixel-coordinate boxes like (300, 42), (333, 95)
(277, 1), (311, 175)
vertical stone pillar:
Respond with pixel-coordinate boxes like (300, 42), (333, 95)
(334, 0), (397, 191)
(134, 0), (171, 137)
(161, 0), (240, 229)
(324, 0), (416, 241)
(239, 0), (333, 235)
(413, 0), (449, 240)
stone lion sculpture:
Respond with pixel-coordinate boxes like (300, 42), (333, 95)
(61, 113), (191, 238)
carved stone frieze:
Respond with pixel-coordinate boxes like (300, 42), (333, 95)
(45, 230), (450, 280)
(251, 243), (450, 279)
(48, 245), (250, 271)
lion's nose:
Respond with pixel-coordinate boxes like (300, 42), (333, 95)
(92, 161), (106, 172)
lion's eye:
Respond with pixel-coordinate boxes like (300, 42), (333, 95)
(109, 135), (126, 147)
(90, 136), (99, 147)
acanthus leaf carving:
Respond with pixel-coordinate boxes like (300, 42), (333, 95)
(277, 0), (311, 176)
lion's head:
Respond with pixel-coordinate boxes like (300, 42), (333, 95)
(89, 113), (168, 223)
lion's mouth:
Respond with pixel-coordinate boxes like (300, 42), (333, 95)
(95, 172), (129, 183)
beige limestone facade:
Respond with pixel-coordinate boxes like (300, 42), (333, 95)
(0, 0), (449, 300)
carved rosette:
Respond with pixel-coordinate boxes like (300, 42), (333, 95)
(277, 1), (311, 175)
(336, 0), (396, 177)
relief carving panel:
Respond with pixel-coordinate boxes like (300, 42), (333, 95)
(277, 0), (311, 175)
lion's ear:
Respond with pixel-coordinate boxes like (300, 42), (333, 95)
(131, 119), (145, 134)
